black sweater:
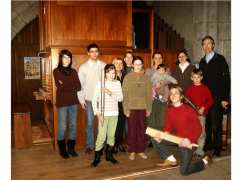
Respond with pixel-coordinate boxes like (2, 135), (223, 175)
(199, 53), (230, 101)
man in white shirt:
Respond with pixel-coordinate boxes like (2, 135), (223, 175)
(78, 43), (106, 153)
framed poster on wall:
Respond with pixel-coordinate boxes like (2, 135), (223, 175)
(24, 57), (41, 79)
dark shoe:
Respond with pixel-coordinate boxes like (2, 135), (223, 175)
(112, 146), (118, 154)
(105, 145), (118, 164)
(148, 141), (153, 148)
(212, 150), (221, 157)
(85, 147), (93, 154)
(156, 160), (178, 167)
(67, 140), (78, 157)
(118, 145), (126, 152)
(57, 140), (70, 159)
(91, 151), (102, 167)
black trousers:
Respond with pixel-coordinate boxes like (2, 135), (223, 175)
(152, 140), (205, 176)
(205, 97), (224, 151)
(114, 102), (126, 146)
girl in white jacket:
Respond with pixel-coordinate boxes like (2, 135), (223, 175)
(91, 64), (123, 167)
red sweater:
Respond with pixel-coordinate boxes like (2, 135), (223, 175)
(163, 104), (202, 143)
(185, 84), (213, 115)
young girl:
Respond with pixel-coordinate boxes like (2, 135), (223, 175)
(122, 56), (152, 160)
(91, 64), (123, 167)
(53, 49), (81, 159)
(152, 85), (212, 176)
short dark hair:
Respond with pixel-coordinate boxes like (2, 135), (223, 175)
(132, 56), (144, 65)
(87, 43), (99, 52)
(124, 50), (134, 58)
(201, 35), (215, 45)
(58, 49), (72, 68)
(176, 49), (191, 64)
(191, 68), (203, 77)
(156, 63), (167, 71)
(152, 51), (163, 59)
(104, 64), (116, 75)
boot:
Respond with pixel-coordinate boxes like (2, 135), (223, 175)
(105, 145), (118, 164)
(112, 145), (118, 154)
(67, 140), (78, 157)
(91, 150), (102, 167)
(57, 140), (69, 159)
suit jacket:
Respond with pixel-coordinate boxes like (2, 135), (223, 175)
(199, 52), (230, 101)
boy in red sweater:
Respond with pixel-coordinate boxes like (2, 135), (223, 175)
(186, 69), (213, 157)
(153, 85), (212, 176)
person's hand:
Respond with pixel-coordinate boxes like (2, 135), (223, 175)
(126, 111), (130, 118)
(80, 101), (86, 109)
(221, 101), (229, 109)
(179, 138), (191, 148)
(154, 137), (162, 143)
(103, 88), (112, 96)
(146, 111), (151, 117)
(198, 107), (205, 115)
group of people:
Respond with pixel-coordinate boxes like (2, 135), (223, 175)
(53, 35), (230, 176)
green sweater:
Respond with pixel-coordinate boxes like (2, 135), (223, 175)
(122, 72), (152, 115)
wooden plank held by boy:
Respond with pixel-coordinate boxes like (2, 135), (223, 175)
(145, 127), (199, 150)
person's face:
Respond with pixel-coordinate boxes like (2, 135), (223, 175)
(124, 53), (133, 66)
(191, 74), (203, 85)
(153, 54), (163, 66)
(169, 88), (182, 105)
(133, 59), (143, 73)
(178, 52), (187, 64)
(62, 54), (71, 67)
(88, 47), (99, 60)
(106, 69), (116, 81)
(202, 38), (214, 54)
(113, 60), (123, 72)
(157, 67), (166, 75)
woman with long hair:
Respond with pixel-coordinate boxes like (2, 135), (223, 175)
(53, 49), (81, 159)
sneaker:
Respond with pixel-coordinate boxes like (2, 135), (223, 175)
(156, 159), (178, 167)
(138, 153), (148, 159)
(202, 155), (213, 166)
(129, 152), (135, 160)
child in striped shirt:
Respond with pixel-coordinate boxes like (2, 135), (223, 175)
(91, 64), (123, 167)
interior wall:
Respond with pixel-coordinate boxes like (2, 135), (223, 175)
(153, 1), (231, 68)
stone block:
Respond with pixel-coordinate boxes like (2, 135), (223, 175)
(195, 22), (208, 40)
(218, 23), (231, 41)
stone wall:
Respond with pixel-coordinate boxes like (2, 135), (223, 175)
(11, 1), (39, 39)
(154, 1), (231, 68)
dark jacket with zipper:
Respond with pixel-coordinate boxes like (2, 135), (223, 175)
(199, 52), (230, 101)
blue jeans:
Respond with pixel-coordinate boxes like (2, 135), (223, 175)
(85, 101), (95, 149)
(152, 139), (205, 176)
(57, 105), (78, 140)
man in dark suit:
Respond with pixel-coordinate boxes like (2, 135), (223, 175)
(199, 35), (230, 157)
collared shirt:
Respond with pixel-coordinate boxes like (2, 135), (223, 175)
(77, 59), (106, 103)
(179, 62), (190, 73)
(205, 51), (215, 64)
